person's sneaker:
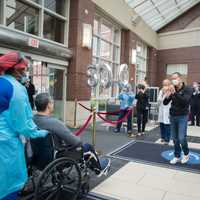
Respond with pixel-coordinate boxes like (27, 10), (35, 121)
(128, 133), (135, 138)
(164, 141), (169, 145)
(181, 154), (189, 164)
(141, 132), (145, 135)
(113, 129), (120, 134)
(97, 158), (111, 177)
(170, 157), (180, 164)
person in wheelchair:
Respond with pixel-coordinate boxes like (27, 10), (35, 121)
(31, 93), (111, 177)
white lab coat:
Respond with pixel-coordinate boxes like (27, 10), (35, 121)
(158, 90), (171, 124)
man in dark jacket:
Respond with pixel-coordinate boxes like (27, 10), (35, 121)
(190, 82), (200, 126)
(164, 72), (193, 164)
(135, 84), (149, 135)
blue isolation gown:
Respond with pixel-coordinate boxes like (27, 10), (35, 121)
(0, 75), (48, 199)
(119, 92), (135, 110)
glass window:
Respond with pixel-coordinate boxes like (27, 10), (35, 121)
(93, 15), (121, 99)
(114, 29), (120, 44)
(113, 46), (119, 63)
(0, 0), (3, 24)
(43, 12), (64, 43)
(93, 18), (99, 35)
(6, 0), (39, 35)
(100, 40), (111, 60)
(44, 0), (66, 16)
(101, 23), (112, 41)
(92, 36), (99, 56)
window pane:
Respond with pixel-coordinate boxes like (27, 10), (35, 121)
(100, 41), (111, 60)
(0, 1), (3, 24)
(101, 23), (112, 41)
(93, 18), (99, 35)
(92, 36), (99, 56)
(6, 0), (39, 36)
(43, 12), (65, 43)
(113, 46), (120, 63)
(114, 29), (120, 44)
(44, 0), (66, 16)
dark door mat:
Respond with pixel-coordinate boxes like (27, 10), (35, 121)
(109, 140), (200, 173)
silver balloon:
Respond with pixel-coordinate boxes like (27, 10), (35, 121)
(86, 65), (98, 88)
(118, 64), (129, 88)
(98, 63), (113, 89)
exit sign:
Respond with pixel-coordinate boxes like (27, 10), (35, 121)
(28, 38), (39, 48)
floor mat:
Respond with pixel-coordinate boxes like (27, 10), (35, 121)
(109, 140), (200, 173)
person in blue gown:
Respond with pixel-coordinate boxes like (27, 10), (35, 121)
(0, 52), (48, 200)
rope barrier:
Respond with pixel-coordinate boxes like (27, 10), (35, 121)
(74, 114), (93, 136)
(97, 110), (120, 115)
(97, 109), (132, 125)
(78, 103), (92, 112)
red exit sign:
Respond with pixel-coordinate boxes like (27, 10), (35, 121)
(28, 38), (39, 48)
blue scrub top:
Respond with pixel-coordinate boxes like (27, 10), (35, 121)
(0, 75), (48, 199)
(119, 92), (135, 110)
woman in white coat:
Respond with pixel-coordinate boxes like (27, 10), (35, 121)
(158, 79), (171, 144)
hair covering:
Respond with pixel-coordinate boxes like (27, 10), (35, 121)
(0, 52), (28, 74)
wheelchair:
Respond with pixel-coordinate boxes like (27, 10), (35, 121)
(22, 134), (91, 200)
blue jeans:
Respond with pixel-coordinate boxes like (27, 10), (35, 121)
(116, 109), (132, 132)
(170, 115), (189, 158)
(160, 123), (171, 142)
(1, 192), (18, 200)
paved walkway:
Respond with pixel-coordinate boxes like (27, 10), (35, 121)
(81, 123), (200, 200)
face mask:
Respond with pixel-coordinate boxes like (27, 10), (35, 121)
(20, 76), (29, 84)
(171, 79), (179, 86)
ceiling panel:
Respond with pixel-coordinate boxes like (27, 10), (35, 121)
(125, 0), (200, 31)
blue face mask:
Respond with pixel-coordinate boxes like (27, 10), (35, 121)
(20, 76), (29, 84)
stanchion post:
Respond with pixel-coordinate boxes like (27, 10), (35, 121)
(74, 98), (77, 128)
(92, 106), (96, 147)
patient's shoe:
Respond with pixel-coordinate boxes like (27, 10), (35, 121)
(97, 158), (111, 177)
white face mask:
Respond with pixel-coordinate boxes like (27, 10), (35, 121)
(171, 79), (179, 86)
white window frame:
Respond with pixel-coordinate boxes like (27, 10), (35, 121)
(92, 14), (121, 101)
(2, 0), (69, 46)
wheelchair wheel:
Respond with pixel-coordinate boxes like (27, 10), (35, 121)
(34, 157), (82, 200)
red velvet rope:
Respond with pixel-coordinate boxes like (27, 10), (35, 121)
(74, 114), (93, 136)
(78, 102), (122, 115)
(97, 109), (132, 125)
(97, 110), (121, 115)
(78, 103), (92, 112)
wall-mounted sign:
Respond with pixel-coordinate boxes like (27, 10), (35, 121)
(131, 49), (137, 64)
(82, 23), (92, 49)
(28, 38), (39, 48)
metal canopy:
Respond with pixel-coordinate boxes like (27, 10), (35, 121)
(125, 0), (200, 31)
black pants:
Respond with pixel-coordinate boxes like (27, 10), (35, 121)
(137, 110), (148, 132)
(191, 110), (200, 126)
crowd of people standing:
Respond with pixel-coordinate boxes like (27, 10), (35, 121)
(115, 72), (199, 165)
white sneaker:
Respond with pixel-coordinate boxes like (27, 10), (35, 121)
(170, 157), (180, 164)
(181, 154), (189, 164)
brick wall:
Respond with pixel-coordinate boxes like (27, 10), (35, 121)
(147, 47), (158, 86)
(157, 47), (200, 86)
(67, 0), (95, 101)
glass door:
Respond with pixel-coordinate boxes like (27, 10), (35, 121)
(31, 60), (66, 121)
(48, 67), (65, 121)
